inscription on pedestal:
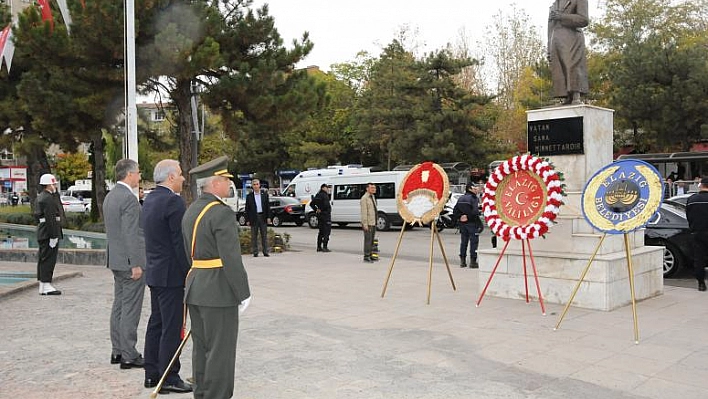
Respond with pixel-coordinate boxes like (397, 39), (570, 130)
(528, 117), (584, 155)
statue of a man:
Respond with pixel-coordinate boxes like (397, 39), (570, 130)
(548, 0), (589, 104)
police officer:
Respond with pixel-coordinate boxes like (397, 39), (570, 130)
(310, 183), (332, 252)
(35, 173), (63, 295)
(453, 183), (482, 268)
(181, 156), (251, 399)
(686, 177), (708, 291)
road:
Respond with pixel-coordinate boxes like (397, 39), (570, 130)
(280, 223), (494, 264)
(276, 222), (692, 288)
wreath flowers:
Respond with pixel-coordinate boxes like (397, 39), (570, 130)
(482, 155), (564, 241)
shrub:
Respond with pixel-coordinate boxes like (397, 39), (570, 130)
(238, 227), (290, 254)
(0, 212), (36, 225)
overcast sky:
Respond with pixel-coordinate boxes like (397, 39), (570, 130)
(252, 0), (603, 70)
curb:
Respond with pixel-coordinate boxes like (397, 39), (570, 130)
(0, 271), (83, 300)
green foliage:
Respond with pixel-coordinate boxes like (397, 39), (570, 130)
(591, 0), (708, 151)
(354, 41), (501, 169)
(0, 212), (36, 226)
(54, 152), (91, 186)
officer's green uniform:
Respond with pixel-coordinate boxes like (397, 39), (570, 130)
(181, 157), (250, 399)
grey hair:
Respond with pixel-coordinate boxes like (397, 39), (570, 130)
(115, 159), (138, 182)
(153, 159), (180, 184)
(198, 176), (219, 192)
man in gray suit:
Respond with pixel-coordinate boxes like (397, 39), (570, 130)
(103, 159), (147, 369)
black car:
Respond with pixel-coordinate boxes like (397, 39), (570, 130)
(644, 202), (693, 278)
(237, 196), (306, 227)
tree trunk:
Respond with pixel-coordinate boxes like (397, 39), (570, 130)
(174, 79), (196, 205)
(91, 135), (107, 220)
(23, 137), (51, 214)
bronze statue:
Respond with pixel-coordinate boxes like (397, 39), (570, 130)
(548, 0), (589, 105)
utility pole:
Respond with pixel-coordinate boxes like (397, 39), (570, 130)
(124, 0), (138, 162)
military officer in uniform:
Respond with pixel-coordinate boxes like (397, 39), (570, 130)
(181, 156), (251, 399)
(35, 173), (63, 295)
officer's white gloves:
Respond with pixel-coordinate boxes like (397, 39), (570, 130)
(49, 238), (58, 248)
(239, 296), (251, 315)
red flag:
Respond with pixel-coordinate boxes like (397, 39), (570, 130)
(37, 0), (55, 31)
(0, 24), (14, 72)
(0, 25), (9, 56)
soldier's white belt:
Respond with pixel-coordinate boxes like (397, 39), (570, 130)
(191, 259), (223, 268)
(38, 217), (61, 223)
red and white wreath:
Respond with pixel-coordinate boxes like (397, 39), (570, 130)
(482, 155), (564, 241)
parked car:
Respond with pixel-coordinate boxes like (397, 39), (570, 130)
(236, 196), (306, 227)
(644, 202), (693, 278)
(664, 194), (691, 209)
(61, 196), (88, 213)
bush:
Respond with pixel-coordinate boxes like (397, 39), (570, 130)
(238, 227), (290, 254)
(0, 212), (36, 225)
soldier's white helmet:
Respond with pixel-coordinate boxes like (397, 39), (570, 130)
(39, 174), (57, 185)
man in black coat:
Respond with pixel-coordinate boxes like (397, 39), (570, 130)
(310, 184), (332, 252)
(35, 173), (63, 295)
(453, 183), (482, 268)
(245, 179), (271, 257)
(686, 177), (708, 292)
(140, 159), (192, 393)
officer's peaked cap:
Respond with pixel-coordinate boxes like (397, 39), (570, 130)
(189, 156), (234, 180)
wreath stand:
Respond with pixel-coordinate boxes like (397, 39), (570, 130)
(381, 222), (456, 304)
(476, 238), (546, 315)
(554, 233), (640, 343)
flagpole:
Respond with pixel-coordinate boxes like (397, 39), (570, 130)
(125, 0), (138, 162)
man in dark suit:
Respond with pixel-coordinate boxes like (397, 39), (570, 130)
(34, 173), (63, 295)
(103, 159), (146, 369)
(182, 156), (251, 399)
(141, 159), (192, 393)
(245, 178), (270, 257)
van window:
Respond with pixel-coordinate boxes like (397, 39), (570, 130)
(333, 182), (396, 200)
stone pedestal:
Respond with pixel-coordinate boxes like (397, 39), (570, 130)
(478, 105), (664, 311)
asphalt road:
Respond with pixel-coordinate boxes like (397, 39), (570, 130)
(276, 222), (694, 289)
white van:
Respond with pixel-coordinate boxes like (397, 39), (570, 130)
(284, 165), (371, 203)
(307, 171), (408, 231)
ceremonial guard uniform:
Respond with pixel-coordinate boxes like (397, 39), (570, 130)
(35, 173), (64, 295)
(181, 156), (251, 399)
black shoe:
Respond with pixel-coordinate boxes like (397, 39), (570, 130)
(110, 354), (122, 364)
(120, 355), (145, 369)
(263, 253), (270, 257)
(160, 380), (193, 394)
(317, 248), (323, 252)
(699, 281), (706, 292)
(322, 248), (331, 253)
(460, 264), (467, 268)
(363, 257), (374, 263)
(253, 253), (258, 257)
(470, 261), (479, 269)
(144, 378), (158, 388)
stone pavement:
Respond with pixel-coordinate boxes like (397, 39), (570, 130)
(1, 247), (708, 399)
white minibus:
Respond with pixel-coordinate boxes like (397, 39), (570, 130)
(307, 171), (407, 231)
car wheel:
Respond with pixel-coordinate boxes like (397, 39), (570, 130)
(272, 215), (282, 227)
(376, 214), (391, 231)
(238, 214), (247, 226)
(662, 241), (684, 278)
(308, 213), (319, 229)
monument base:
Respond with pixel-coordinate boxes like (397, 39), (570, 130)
(478, 105), (664, 311)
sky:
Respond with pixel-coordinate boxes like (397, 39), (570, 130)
(252, 0), (604, 71)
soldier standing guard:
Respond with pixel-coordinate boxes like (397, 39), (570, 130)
(35, 173), (64, 295)
(181, 156), (251, 399)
